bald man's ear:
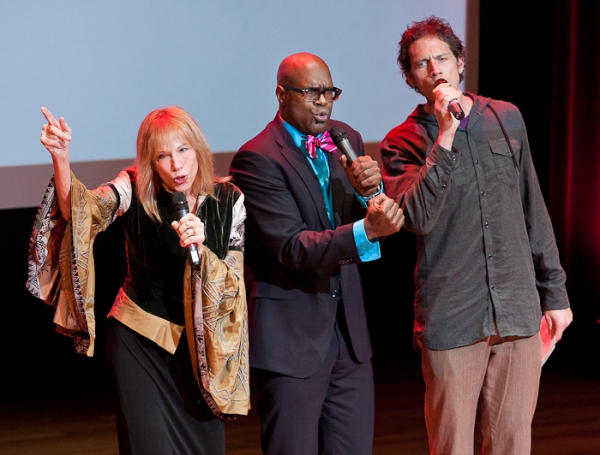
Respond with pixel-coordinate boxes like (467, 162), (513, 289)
(276, 85), (286, 104)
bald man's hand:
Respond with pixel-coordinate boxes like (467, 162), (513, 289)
(363, 194), (404, 240)
(340, 155), (382, 197)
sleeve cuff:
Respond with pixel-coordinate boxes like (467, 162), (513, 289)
(353, 219), (381, 262)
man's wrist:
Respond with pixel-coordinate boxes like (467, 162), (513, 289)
(363, 182), (383, 200)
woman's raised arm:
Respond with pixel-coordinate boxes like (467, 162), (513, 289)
(40, 107), (72, 220)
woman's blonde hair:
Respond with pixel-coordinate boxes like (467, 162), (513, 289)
(135, 106), (225, 221)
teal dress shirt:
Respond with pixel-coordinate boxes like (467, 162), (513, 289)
(282, 120), (380, 262)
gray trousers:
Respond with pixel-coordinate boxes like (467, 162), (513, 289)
(420, 332), (542, 455)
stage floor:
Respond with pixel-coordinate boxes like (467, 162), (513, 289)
(1, 364), (599, 455)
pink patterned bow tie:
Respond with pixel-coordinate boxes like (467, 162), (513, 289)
(305, 130), (338, 158)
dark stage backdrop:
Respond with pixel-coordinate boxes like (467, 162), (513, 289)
(1, 208), (125, 401)
(548, 0), (600, 377)
(478, 0), (600, 378)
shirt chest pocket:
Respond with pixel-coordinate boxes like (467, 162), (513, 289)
(489, 138), (519, 186)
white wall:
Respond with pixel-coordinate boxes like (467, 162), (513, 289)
(0, 1), (467, 208)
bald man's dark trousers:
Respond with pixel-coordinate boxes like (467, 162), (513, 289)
(253, 315), (375, 455)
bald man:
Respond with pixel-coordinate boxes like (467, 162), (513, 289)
(230, 53), (404, 454)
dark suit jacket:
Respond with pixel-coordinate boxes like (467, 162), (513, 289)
(230, 115), (373, 378)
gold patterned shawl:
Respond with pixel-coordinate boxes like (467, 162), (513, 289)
(26, 173), (249, 417)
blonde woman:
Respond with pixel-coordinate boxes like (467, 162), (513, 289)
(27, 106), (249, 455)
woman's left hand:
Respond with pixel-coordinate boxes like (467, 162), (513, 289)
(171, 213), (205, 250)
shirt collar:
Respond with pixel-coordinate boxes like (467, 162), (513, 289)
(279, 114), (323, 150)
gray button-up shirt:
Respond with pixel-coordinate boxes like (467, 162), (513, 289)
(381, 94), (570, 350)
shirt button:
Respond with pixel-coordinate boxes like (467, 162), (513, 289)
(332, 290), (339, 298)
(481, 191), (486, 196)
(485, 222), (489, 228)
(475, 159), (479, 164)
(441, 184), (447, 190)
(451, 155), (457, 161)
(488, 254), (492, 259)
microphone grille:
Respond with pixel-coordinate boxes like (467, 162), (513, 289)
(170, 191), (188, 210)
(329, 126), (348, 145)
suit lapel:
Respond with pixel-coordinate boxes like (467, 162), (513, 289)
(271, 120), (332, 230)
(328, 149), (348, 229)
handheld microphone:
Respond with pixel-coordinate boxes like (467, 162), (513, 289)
(329, 126), (358, 164)
(170, 192), (200, 267)
(434, 78), (465, 120)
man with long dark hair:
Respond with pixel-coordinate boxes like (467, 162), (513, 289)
(381, 16), (572, 454)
